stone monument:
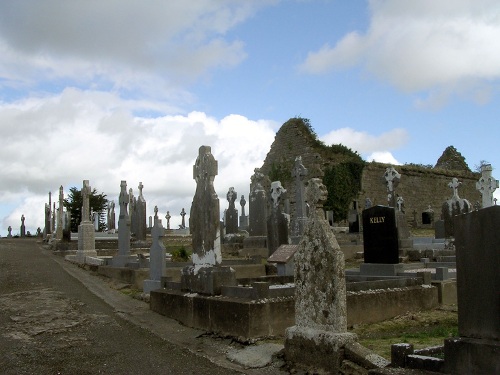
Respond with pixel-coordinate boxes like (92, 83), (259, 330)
(248, 168), (269, 237)
(135, 182), (147, 241)
(181, 145), (236, 295)
(239, 195), (248, 230)
(291, 156), (308, 237)
(179, 208), (186, 229)
(267, 180), (289, 256)
(285, 178), (357, 373)
(107, 201), (116, 231)
(143, 206), (166, 294)
(384, 166), (401, 208)
(76, 180), (97, 262)
(112, 181), (136, 267)
(444, 206), (500, 374)
(20, 214), (26, 237)
(224, 187), (238, 234)
(476, 163), (498, 208)
(165, 211), (171, 230)
(55, 185), (64, 240)
(442, 177), (471, 237)
(7, 226), (12, 238)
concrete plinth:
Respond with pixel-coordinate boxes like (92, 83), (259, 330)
(444, 337), (500, 375)
(181, 265), (236, 295)
(285, 326), (357, 373)
(360, 263), (404, 276)
(78, 222), (95, 252)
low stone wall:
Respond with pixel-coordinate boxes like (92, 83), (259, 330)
(97, 266), (149, 290)
(150, 284), (439, 339)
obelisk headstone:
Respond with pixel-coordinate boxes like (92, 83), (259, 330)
(181, 145), (236, 295)
(285, 178), (357, 373)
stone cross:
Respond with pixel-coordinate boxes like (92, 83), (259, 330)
(384, 167), (401, 207)
(476, 164), (499, 208)
(138, 182), (144, 198)
(292, 156), (308, 236)
(7, 226), (12, 237)
(119, 181), (130, 218)
(227, 187), (237, 209)
(449, 177), (461, 199)
(270, 181), (286, 208)
(81, 180), (91, 223)
(180, 208), (186, 229)
(396, 195), (404, 212)
(189, 145), (222, 269)
(240, 195), (246, 217)
(165, 211), (171, 230)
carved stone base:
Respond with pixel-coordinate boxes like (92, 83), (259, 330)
(181, 265), (236, 295)
(285, 326), (357, 374)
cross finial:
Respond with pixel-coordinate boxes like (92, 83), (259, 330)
(448, 177), (461, 199)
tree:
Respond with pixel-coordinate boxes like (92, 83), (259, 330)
(64, 186), (108, 232)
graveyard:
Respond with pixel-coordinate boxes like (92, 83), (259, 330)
(12, 120), (496, 374)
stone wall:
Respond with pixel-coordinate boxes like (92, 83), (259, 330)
(358, 163), (479, 226)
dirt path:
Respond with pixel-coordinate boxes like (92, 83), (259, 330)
(0, 238), (246, 375)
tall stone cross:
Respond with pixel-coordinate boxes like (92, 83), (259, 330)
(119, 181), (130, 219)
(240, 195), (246, 217)
(448, 177), (462, 199)
(153, 205), (158, 225)
(476, 164), (499, 208)
(138, 182), (144, 197)
(165, 211), (171, 230)
(270, 181), (286, 208)
(227, 187), (237, 209)
(180, 208), (186, 228)
(81, 180), (91, 223)
(292, 156), (308, 220)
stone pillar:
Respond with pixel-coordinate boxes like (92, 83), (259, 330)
(291, 156), (308, 237)
(76, 180), (97, 262)
(135, 182), (147, 241)
(55, 185), (64, 240)
(285, 178), (357, 373)
(181, 145), (236, 295)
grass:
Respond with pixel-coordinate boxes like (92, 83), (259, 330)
(350, 307), (458, 359)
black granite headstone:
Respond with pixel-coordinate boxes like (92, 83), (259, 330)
(362, 205), (399, 264)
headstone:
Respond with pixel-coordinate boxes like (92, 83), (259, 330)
(76, 180), (97, 261)
(362, 206), (399, 264)
(444, 206), (500, 374)
(291, 156), (308, 237)
(179, 208), (186, 229)
(476, 164), (499, 208)
(55, 186), (64, 240)
(112, 180), (136, 267)
(442, 177), (471, 237)
(267, 180), (289, 256)
(239, 195), (248, 230)
(7, 226), (12, 238)
(107, 201), (116, 231)
(135, 182), (147, 241)
(224, 187), (238, 234)
(181, 146), (236, 295)
(348, 200), (360, 233)
(285, 178), (357, 373)
(165, 211), (171, 230)
(36, 227), (42, 237)
(143, 206), (166, 294)
(148, 216), (152, 229)
(422, 204), (434, 225)
(434, 219), (445, 239)
(267, 244), (298, 276)
(248, 168), (269, 237)
(396, 195), (404, 213)
(20, 214), (26, 237)
(384, 166), (401, 208)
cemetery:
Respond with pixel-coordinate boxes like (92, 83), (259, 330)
(23, 118), (498, 373)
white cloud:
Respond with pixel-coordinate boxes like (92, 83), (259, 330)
(366, 151), (401, 165)
(320, 127), (408, 155)
(0, 1), (276, 98)
(0, 89), (277, 234)
(299, 0), (500, 104)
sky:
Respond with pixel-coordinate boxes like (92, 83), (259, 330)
(1, 0), (500, 235)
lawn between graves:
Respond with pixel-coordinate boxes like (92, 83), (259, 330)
(349, 306), (458, 359)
